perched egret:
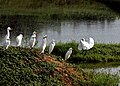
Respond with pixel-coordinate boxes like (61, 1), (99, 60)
(16, 34), (23, 47)
(29, 31), (37, 48)
(41, 35), (48, 53)
(78, 37), (94, 50)
(49, 39), (55, 54)
(4, 38), (10, 49)
(65, 48), (73, 61)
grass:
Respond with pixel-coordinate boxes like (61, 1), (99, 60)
(0, 0), (119, 20)
(50, 42), (120, 63)
(0, 46), (119, 86)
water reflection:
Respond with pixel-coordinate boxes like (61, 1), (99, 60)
(0, 15), (120, 47)
(95, 66), (120, 77)
(79, 62), (120, 77)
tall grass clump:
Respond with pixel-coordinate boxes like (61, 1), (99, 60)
(52, 42), (120, 63)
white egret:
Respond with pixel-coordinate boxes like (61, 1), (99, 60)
(49, 39), (55, 54)
(4, 38), (10, 49)
(65, 48), (73, 61)
(29, 31), (37, 48)
(16, 34), (23, 47)
(5, 27), (12, 39)
(41, 35), (48, 53)
(88, 37), (94, 49)
(78, 37), (94, 50)
(3, 27), (11, 48)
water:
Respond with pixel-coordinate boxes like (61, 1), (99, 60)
(78, 62), (120, 77)
(0, 16), (120, 47)
(81, 62), (120, 85)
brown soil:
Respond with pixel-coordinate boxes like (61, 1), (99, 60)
(32, 51), (89, 86)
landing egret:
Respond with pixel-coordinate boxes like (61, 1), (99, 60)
(49, 39), (55, 54)
(4, 38), (10, 49)
(16, 34), (23, 47)
(41, 35), (48, 53)
(65, 48), (73, 61)
(78, 37), (94, 50)
(29, 31), (37, 48)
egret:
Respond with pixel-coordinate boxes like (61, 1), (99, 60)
(29, 31), (37, 48)
(16, 34), (23, 47)
(3, 27), (11, 48)
(65, 48), (73, 61)
(88, 37), (94, 49)
(41, 35), (48, 53)
(4, 38), (10, 49)
(49, 39), (55, 54)
(5, 27), (12, 39)
(78, 37), (94, 50)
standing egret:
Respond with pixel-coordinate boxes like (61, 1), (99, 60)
(29, 31), (37, 48)
(5, 27), (12, 39)
(41, 35), (48, 53)
(49, 39), (55, 54)
(16, 34), (23, 47)
(65, 48), (73, 61)
(4, 38), (10, 49)
(78, 37), (94, 50)
(3, 27), (11, 48)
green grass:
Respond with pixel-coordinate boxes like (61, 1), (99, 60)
(89, 72), (119, 86)
(0, 46), (119, 86)
(51, 42), (120, 63)
(0, 0), (119, 20)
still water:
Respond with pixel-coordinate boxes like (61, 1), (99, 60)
(0, 16), (120, 47)
(79, 62), (120, 77)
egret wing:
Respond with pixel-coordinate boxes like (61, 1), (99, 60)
(88, 37), (94, 49)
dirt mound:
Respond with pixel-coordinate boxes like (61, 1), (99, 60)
(33, 51), (89, 86)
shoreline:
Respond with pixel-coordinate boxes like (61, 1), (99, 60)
(1, 42), (120, 63)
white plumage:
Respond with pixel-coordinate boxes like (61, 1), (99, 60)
(88, 37), (94, 49)
(5, 27), (12, 40)
(65, 48), (73, 60)
(4, 38), (10, 49)
(49, 39), (55, 54)
(3, 27), (11, 49)
(16, 34), (23, 47)
(29, 31), (37, 48)
(78, 37), (94, 50)
(41, 35), (48, 53)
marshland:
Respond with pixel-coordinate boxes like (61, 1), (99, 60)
(0, 0), (120, 86)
